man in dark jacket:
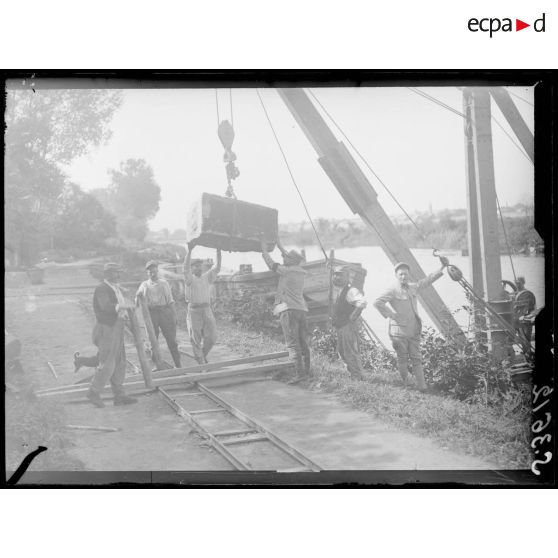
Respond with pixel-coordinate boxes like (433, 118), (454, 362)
(332, 266), (367, 380)
(87, 263), (137, 408)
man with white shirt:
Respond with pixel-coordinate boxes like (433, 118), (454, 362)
(184, 241), (221, 364)
(136, 260), (181, 368)
(332, 265), (367, 380)
(87, 262), (137, 408)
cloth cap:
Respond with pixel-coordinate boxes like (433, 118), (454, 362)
(516, 276), (525, 284)
(333, 265), (351, 275)
(191, 258), (204, 266)
(145, 260), (158, 270)
(285, 250), (304, 264)
(103, 262), (122, 272)
(394, 262), (410, 273)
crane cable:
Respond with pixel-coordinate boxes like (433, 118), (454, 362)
(255, 88), (329, 261)
(308, 88), (428, 244)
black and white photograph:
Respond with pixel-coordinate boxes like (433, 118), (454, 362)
(3, 73), (555, 486)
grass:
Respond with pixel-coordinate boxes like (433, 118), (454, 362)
(216, 320), (532, 469)
(5, 376), (85, 474)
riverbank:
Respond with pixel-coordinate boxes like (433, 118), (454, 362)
(216, 321), (532, 469)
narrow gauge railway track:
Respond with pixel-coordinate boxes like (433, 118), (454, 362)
(159, 383), (322, 472)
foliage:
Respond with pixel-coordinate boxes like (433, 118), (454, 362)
(215, 294), (281, 335)
(420, 327), (522, 405)
(104, 158), (162, 242)
(4, 88), (122, 266)
(310, 323), (396, 374)
(52, 184), (117, 250)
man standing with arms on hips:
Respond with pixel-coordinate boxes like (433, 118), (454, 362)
(373, 259), (448, 391)
(332, 265), (367, 381)
(136, 260), (181, 368)
(260, 235), (310, 384)
(88, 262), (137, 408)
(184, 241), (221, 364)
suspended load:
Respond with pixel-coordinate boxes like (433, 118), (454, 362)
(186, 193), (278, 252)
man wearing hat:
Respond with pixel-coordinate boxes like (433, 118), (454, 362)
(373, 259), (448, 391)
(183, 241), (221, 364)
(136, 260), (181, 368)
(88, 262), (137, 408)
(260, 235), (310, 384)
(332, 265), (367, 380)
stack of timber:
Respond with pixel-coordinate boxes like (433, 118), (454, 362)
(214, 257), (367, 326)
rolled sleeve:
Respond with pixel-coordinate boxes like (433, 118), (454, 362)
(347, 287), (367, 309)
(416, 270), (444, 292)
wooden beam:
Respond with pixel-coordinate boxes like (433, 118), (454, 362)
(463, 89), (485, 301)
(489, 87), (534, 163)
(126, 307), (154, 389)
(36, 361), (293, 398)
(137, 296), (165, 370)
(278, 88), (465, 344)
(35, 352), (286, 395)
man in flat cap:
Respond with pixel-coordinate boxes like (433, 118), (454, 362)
(260, 234), (310, 384)
(332, 265), (367, 380)
(136, 260), (181, 368)
(373, 259), (448, 391)
(183, 241), (221, 364)
(87, 262), (137, 408)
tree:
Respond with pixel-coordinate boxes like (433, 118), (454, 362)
(4, 87), (122, 265)
(108, 158), (161, 241)
(52, 184), (117, 250)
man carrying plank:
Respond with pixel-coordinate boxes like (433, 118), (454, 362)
(184, 241), (221, 364)
(87, 263), (138, 408)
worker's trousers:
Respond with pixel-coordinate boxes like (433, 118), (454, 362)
(336, 321), (364, 379)
(90, 318), (127, 396)
(390, 335), (426, 390)
(279, 309), (310, 377)
(150, 306), (181, 367)
(187, 305), (217, 364)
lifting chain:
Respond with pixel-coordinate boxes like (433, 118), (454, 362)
(218, 119), (239, 199)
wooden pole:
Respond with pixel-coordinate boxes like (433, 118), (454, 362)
(126, 308), (153, 389)
(137, 295), (165, 370)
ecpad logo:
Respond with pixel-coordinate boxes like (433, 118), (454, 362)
(468, 13), (546, 37)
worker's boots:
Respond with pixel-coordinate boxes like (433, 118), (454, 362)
(86, 389), (105, 408)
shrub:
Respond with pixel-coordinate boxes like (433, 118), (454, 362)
(214, 295), (281, 336)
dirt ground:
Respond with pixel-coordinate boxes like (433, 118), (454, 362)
(5, 262), (495, 481)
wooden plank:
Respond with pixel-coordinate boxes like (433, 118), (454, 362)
(64, 425), (121, 432)
(213, 428), (257, 437)
(148, 351), (289, 380)
(37, 361), (293, 398)
(189, 408), (228, 415)
(137, 295), (165, 370)
(221, 435), (269, 445)
(126, 307), (154, 389)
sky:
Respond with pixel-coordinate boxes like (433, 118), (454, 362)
(63, 85), (535, 231)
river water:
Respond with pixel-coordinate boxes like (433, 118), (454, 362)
(186, 244), (545, 346)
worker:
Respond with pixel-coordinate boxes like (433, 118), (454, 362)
(512, 276), (536, 342)
(373, 259), (448, 391)
(260, 234), (310, 384)
(183, 241), (221, 364)
(332, 265), (367, 380)
(136, 260), (181, 368)
(87, 262), (137, 408)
